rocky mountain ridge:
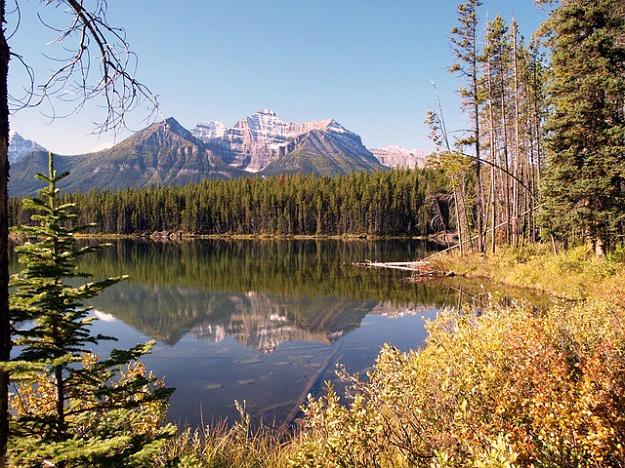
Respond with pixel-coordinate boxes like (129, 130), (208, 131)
(8, 132), (46, 164)
(9, 110), (428, 196)
(192, 109), (373, 173)
(9, 118), (243, 195)
(370, 145), (428, 169)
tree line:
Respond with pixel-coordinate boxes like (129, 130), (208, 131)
(428, 1), (547, 255)
(9, 169), (450, 237)
(428, 0), (624, 257)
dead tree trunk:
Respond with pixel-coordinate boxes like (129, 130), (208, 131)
(512, 23), (522, 247)
(452, 178), (464, 256)
(486, 58), (498, 254)
(0, 0), (10, 463)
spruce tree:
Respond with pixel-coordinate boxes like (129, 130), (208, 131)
(539, 0), (625, 255)
(8, 153), (175, 467)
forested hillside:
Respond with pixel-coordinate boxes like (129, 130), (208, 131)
(9, 168), (448, 236)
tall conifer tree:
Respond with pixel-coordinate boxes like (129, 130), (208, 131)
(539, 0), (625, 255)
(8, 153), (174, 467)
(450, 0), (486, 253)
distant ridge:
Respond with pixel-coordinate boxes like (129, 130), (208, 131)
(8, 133), (46, 164)
(9, 118), (243, 196)
(370, 146), (428, 169)
(9, 110), (428, 196)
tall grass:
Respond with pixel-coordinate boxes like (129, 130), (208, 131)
(154, 403), (297, 467)
(432, 244), (624, 299)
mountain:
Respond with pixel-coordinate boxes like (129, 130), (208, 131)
(192, 109), (384, 174)
(9, 118), (244, 196)
(371, 145), (428, 169)
(192, 121), (226, 141)
(262, 127), (384, 176)
(9, 111), (425, 196)
(8, 133), (46, 164)
(8, 150), (78, 196)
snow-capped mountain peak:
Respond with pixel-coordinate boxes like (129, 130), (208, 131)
(370, 146), (428, 169)
(193, 121), (227, 141)
(191, 110), (367, 172)
(9, 133), (46, 164)
(190, 109), (427, 173)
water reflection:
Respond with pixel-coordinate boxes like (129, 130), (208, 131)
(12, 239), (549, 427)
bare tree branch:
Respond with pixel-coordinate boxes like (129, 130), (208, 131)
(11, 0), (160, 133)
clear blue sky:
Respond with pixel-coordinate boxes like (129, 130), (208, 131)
(8, 0), (547, 154)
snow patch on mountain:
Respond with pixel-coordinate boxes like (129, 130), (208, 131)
(371, 145), (428, 169)
(193, 121), (226, 140)
(9, 133), (46, 164)
(192, 109), (365, 172)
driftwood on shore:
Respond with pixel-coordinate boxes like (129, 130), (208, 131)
(146, 230), (184, 240)
(354, 260), (453, 277)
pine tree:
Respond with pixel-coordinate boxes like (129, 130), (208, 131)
(539, 0), (625, 255)
(450, 0), (486, 253)
(425, 111), (474, 255)
(8, 153), (175, 467)
(479, 16), (516, 248)
(6, 168), (447, 238)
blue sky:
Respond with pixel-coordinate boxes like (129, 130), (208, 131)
(8, 0), (547, 154)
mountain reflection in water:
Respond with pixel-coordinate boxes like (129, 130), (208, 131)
(42, 239), (549, 427)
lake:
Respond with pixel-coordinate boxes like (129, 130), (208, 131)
(11, 239), (548, 429)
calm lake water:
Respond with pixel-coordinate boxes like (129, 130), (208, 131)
(11, 239), (548, 428)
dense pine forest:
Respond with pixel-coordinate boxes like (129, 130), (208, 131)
(430, 0), (625, 256)
(9, 168), (449, 237)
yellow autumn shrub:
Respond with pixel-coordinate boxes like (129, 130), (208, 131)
(290, 283), (625, 466)
(432, 245), (624, 299)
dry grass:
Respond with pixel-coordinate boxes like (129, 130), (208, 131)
(431, 244), (625, 299)
(153, 404), (299, 467)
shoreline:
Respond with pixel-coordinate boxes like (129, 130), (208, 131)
(69, 232), (444, 242)
(429, 247), (623, 300)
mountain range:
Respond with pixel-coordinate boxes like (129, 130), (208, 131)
(8, 110), (428, 196)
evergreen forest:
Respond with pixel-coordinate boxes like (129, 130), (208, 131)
(9, 169), (449, 237)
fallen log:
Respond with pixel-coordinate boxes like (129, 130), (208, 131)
(354, 260), (449, 277)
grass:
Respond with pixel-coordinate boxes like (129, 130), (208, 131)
(431, 244), (625, 299)
(153, 403), (299, 468)
(153, 244), (625, 467)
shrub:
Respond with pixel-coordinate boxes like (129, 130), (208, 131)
(432, 245), (624, 299)
(290, 287), (625, 465)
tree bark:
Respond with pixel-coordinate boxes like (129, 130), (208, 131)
(499, 85), (511, 244)
(512, 23), (522, 247)
(452, 178), (464, 257)
(0, 0), (10, 463)
(459, 179), (473, 250)
(595, 234), (606, 257)
(55, 365), (65, 435)
(486, 58), (497, 254)
(473, 64), (486, 254)
(490, 166), (496, 253)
